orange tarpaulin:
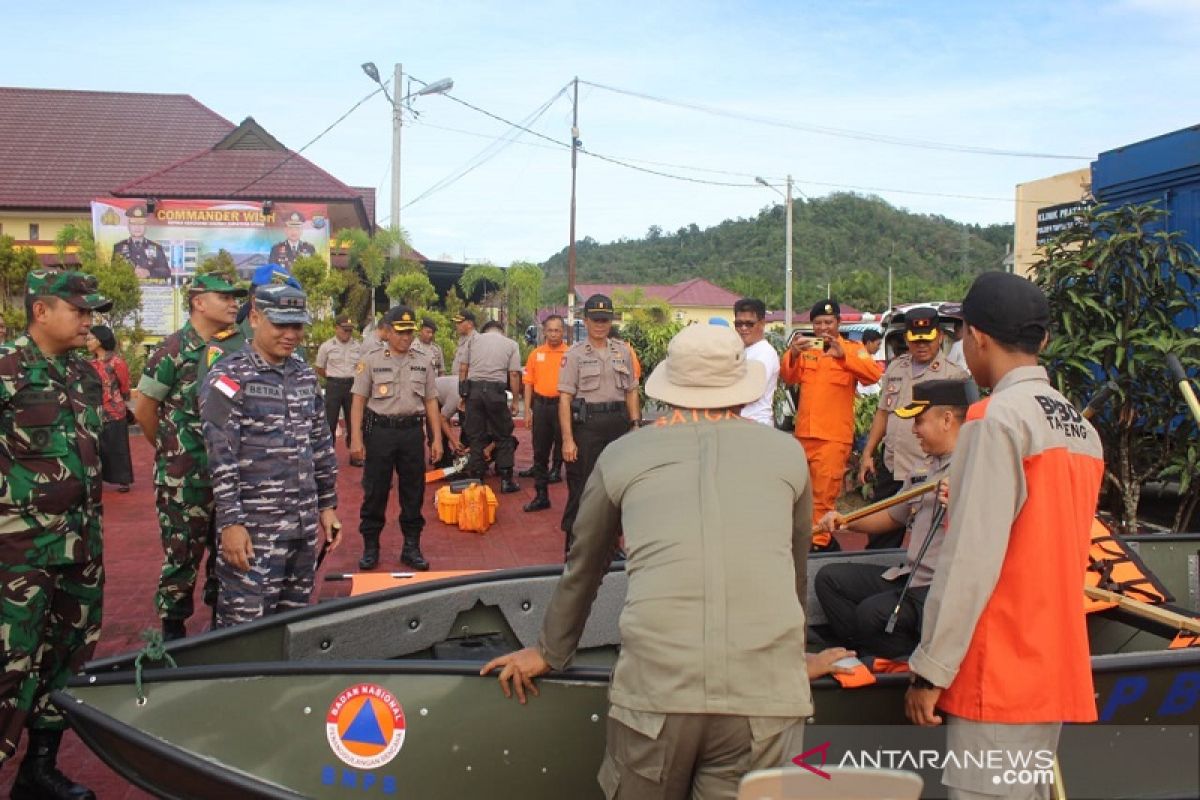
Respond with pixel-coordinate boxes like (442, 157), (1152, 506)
(348, 571), (485, 597)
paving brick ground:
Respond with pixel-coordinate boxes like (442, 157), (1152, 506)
(2, 423), (866, 797)
(1, 425), (573, 798)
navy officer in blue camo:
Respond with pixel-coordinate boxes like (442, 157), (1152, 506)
(198, 284), (341, 627)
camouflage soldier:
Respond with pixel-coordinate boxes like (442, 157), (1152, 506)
(0, 270), (111, 799)
(267, 211), (317, 269)
(199, 284), (340, 627)
(197, 263), (302, 387)
(112, 203), (171, 280)
(133, 272), (247, 640)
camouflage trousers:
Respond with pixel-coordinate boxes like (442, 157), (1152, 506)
(155, 482), (217, 623)
(215, 527), (318, 628)
(0, 560), (103, 763)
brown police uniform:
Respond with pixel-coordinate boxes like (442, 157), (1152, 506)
(412, 340), (445, 376)
(458, 330), (521, 481)
(353, 341), (436, 569)
(879, 354), (967, 483)
(316, 334), (361, 447)
(557, 337), (637, 548)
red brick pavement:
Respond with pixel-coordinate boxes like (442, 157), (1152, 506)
(3, 424), (864, 797)
(1, 425), (570, 798)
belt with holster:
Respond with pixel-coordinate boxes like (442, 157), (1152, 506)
(367, 412), (426, 429)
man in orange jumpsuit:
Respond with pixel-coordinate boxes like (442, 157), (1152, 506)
(780, 299), (883, 550)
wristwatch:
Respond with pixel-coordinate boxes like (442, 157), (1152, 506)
(910, 673), (936, 690)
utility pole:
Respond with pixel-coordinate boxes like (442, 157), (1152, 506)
(567, 77), (579, 331)
(784, 174), (793, 340)
(390, 62), (404, 260)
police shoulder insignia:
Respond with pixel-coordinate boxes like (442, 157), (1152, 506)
(355, 361), (365, 374)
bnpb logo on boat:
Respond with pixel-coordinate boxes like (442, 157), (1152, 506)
(326, 683), (407, 769)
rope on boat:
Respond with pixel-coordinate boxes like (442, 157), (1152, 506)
(133, 628), (178, 704)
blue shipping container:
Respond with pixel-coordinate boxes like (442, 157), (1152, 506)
(1092, 124), (1200, 332)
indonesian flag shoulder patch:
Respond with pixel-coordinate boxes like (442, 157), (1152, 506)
(215, 375), (240, 399)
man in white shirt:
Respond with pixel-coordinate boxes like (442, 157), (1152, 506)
(733, 298), (780, 427)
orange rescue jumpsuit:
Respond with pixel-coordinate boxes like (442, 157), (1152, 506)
(779, 336), (883, 546)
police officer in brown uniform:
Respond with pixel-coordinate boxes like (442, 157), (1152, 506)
(112, 204), (170, 280)
(349, 306), (442, 571)
(859, 306), (967, 548)
(458, 319), (522, 493)
(315, 315), (361, 454)
(557, 294), (640, 553)
(413, 318), (445, 376)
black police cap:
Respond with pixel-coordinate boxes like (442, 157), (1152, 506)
(895, 379), (978, 418)
(810, 299), (840, 319)
(962, 272), (1049, 346)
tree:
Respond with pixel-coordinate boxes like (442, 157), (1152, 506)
(55, 221), (142, 325)
(504, 262), (544, 336)
(387, 271), (437, 309)
(0, 235), (40, 327)
(1034, 202), (1200, 533)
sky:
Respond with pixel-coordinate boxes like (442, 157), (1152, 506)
(4, 0), (1199, 266)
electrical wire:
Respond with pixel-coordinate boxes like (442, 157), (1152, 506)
(579, 80), (1091, 161)
(403, 85), (571, 208)
(232, 84), (387, 195)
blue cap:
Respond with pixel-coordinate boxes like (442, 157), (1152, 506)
(251, 262), (301, 289)
(253, 284), (311, 325)
(708, 317), (730, 327)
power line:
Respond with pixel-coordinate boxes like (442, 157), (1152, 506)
(232, 84), (387, 196)
(404, 86), (570, 208)
(579, 80), (1091, 161)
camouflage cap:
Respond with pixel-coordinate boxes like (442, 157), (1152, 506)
(253, 283), (311, 325)
(26, 270), (113, 312)
(189, 272), (248, 297)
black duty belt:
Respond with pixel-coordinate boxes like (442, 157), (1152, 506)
(472, 380), (508, 389)
(326, 376), (355, 383)
(533, 394), (559, 405)
(586, 401), (626, 413)
(368, 412), (426, 429)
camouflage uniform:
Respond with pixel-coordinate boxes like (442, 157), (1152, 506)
(199, 285), (338, 627)
(139, 273), (247, 628)
(0, 271), (110, 763)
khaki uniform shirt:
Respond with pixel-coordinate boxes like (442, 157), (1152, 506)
(879, 352), (967, 480)
(413, 340), (445, 376)
(539, 414), (814, 718)
(315, 337), (362, 379)
(460, 330), (520, 383)
(557, 339), (636, 403)
(883, 454), (950, 588)
(451, 330), (478, 376)
(351, 346), (435, 416)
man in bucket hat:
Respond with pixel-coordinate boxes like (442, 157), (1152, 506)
(483, 324), (815, 799)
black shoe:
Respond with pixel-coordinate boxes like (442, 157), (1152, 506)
(358, 542), (380, 570)
(500, 475), (520, 494)
(161, 618), (186, 641)
(401, 544), (430, 572)
(12, 730), (95, 800)
(349, 457), (364, 467)
(117, 484), (130, 493)
(517, 466), (536, 478)
(547, 468), (562, 484)
(523, 492), (551, 512)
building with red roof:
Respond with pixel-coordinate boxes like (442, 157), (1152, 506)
(0, 87), (374, 266)
(575, 278), (743, 324)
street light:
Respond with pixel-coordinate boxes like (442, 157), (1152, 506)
(361, 62), (454, 255)
(756, 175), (794, 340)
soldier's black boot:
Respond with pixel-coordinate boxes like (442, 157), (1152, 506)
(500, 469), (520, 494)
(547, 465), (563, 484)
(400, 540), (430, 572)
(161, 618), (186, 641)
(517, 465), (536, 478)
(523, 488), (551, 512)
(358, 539), (380, 571)
(12, 730), (95, 800)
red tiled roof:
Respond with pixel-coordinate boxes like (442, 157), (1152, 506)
(575, 278), (742, 308)
(764, 302), (865, 323)
(0, 86), (235, 210)
(113, 117), (364, 202)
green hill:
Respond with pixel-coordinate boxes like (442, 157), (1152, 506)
(540, 192), (1014, 312)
